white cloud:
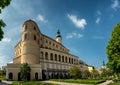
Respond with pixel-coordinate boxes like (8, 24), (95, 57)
(111, 0), (120, 10)
(9, 61), (13, 63)
(66, 35), (73, 39)
(66, 31), (83, 39)
(1, 38), (11, 42)
(97, 10), (102, 15)
(67, 14), (87, 29)
(37, 14), (47, 23)
(96, 17), (100, 24)
(78, 33), (83, 38)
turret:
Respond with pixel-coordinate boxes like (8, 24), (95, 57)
(21, 19), (40, 64)
(56, 29), (62, 43)
(102, 60), (106, 69)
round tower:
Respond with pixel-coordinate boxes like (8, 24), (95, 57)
(56, 29), (62, 43)
(21, 19), (40, 64)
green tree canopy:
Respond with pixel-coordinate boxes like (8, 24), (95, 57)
(0, 0), (11, 41)
(107, 23), (120, 74)
(20, 63), (31, 81)
(69, 66), (81, 79)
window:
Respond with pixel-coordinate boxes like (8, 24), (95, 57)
(69, 58), (71, 63)
(65, 57), (67, 63)
(24, 34), (27, 40)
(45, 52), (48, 60)
(34, 35), (36, 40)
(62, 56), (64, 62)
(55, 54), (57, 61)
(46, 40), (48, 43)
(72, 58), (73, 64)
(34, 26), (36, 30)
(50, 53), (53, 60)
(41, 45), (43, 48)
(56, 45), (58, 48)
(59, 55), (61, 62)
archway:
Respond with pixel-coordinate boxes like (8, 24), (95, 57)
(27, 73), (30, 81)
(9, 72), (13, 80)
(42, 70), (46, 80)
(35, 72), (38, 80)
(18, 72), (21, 81)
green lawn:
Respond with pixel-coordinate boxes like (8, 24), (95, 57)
(50, 79), (106, 84)
(0, 75), (6, 80)
(12, 81), (59, 85)
(108, 81), (120, 85)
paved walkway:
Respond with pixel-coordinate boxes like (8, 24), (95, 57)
(43, 80), (113, 85)
(98, 80), (113, 85)
(1, 80), (12, 85)
(43, 81), (92, 85)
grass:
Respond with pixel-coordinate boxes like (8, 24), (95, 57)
(50, 79), (106, 84)
(12, 81), (59, 85)
(108, 81), (120, 85)
(0, 75), (6, 80)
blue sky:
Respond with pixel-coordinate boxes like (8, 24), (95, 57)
(0, 0), (120, 69)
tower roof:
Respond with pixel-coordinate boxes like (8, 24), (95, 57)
(56, 29), (61, 37)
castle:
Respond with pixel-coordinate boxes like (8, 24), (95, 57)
(6, 20), (88, 80)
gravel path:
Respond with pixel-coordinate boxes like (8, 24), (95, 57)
(43, 80), (113, 85)
(98, 80), (113, 85)
(43, 81), (92, 85)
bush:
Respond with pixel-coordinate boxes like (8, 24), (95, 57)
(50, 79), (105, 84)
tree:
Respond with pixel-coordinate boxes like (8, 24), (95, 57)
(0, 0), (11, 41)
(81, 70), (91, 79)
(91, 69), (99, 79)
(69, 66), (81, 79)
(20, 63), (31, 81)
(106, 23), (120, 77)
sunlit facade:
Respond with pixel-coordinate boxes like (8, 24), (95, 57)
(6, 20), (88, 80)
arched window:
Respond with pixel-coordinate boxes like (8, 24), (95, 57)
(34, 26), (36, 30)
(24, 34), (27, 40)
(18, 72), (21, 81)
(34, 35), (36, 40)
(55, 54), (57, 61)
(9, 72), (13, 80)
(65, 56), (67, 63)
(50, 53), (53, 60)
(27, 72), (30, 81)
(62, 56), (64, 62)
(72, 58), (73, 64)
(35, 72), (38, 80)
(59, 55), (61, 62)
(69, 58), (71, 63)
(45, 52), (48, 60)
